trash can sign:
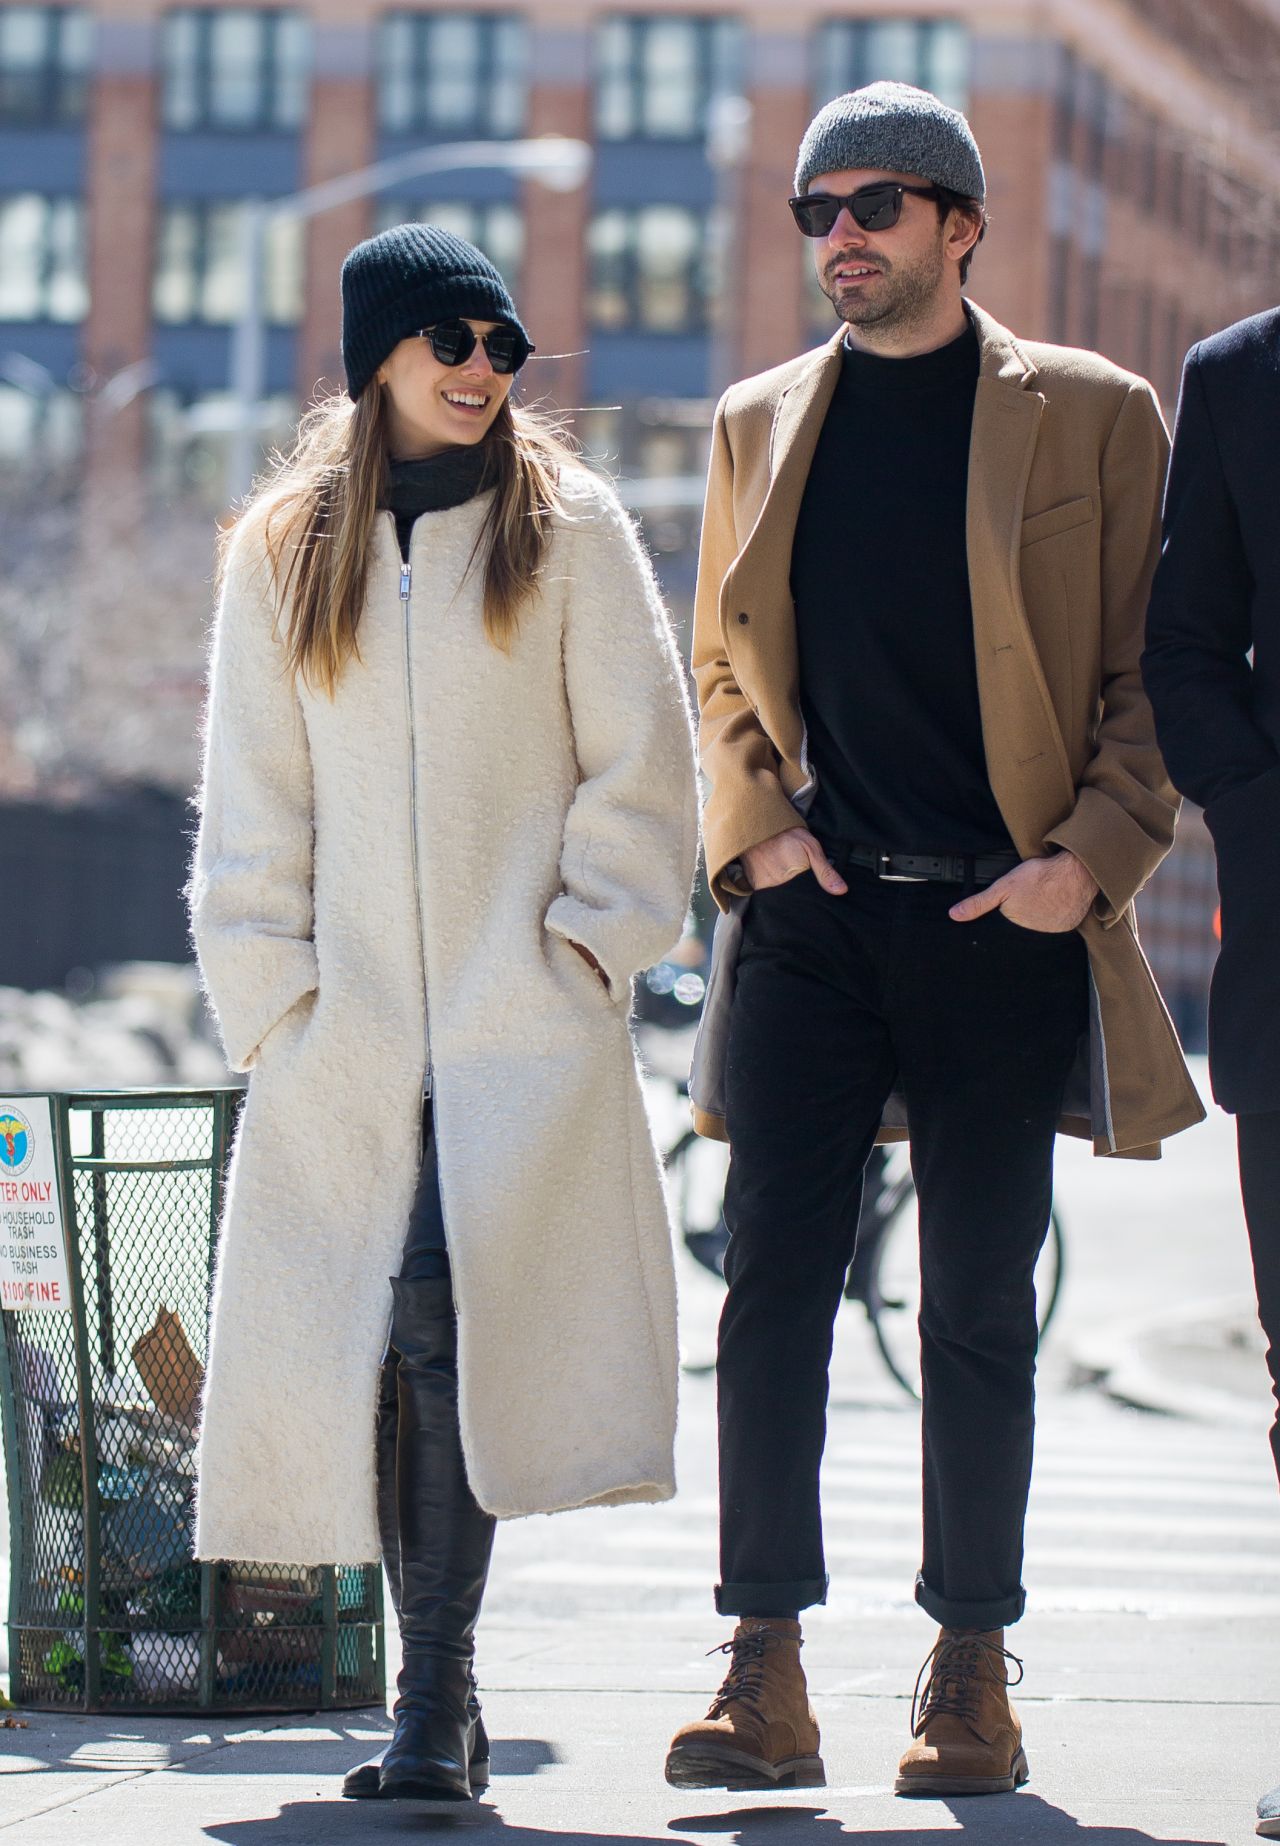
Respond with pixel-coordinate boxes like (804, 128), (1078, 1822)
(0, 1097), (70, 1311)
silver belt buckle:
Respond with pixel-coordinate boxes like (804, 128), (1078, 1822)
(876, 850), (928, 884)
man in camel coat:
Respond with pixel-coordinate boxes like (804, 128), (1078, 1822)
(667, 81), (1203, 1802)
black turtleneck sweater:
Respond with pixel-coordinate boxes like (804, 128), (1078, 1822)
(381, 445), (489, 559)
(790, 319), (1013, 855)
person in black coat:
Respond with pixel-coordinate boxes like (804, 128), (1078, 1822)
(1142, 306), (1280, 1842)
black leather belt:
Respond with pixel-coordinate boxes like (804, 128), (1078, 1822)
(826, 840), (1022, 885)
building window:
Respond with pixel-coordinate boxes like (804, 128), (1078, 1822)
(1052, 44), (1075, 164)
(1102, 88), (1127, 191)
(814, 18), (968, 115)
(1079, 64), (1107, 182)
(596, 16), (743, 142)
(377, 12), (524, 137)
(0, 5), (90, 123)
(588, 205), (716, 332)
(161, 9), (309, 132)
(147, 386), (296, 506)
(374, 200), (523, 295)
(576, 400), (711, 567)
(0, 382), (82, 465)
(0, 193), (85, 319)
(153, 201), (303, 323)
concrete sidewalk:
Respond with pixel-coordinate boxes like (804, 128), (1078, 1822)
(4, 1394), (1279, 1846)
(3, 1616), (1277, 1845)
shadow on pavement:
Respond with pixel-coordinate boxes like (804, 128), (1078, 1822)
(4, 1718), (552, 1782)
(204, 1803), (679, 1842)
(2, 1713), (395, 1779)
(490, 1739), (560, 1776)
(665, 1792), (1229, 1845)
(196, 1789), (1234, 1845)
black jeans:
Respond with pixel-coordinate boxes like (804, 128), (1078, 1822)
(716, 861), (1089, 1629)
(1236, 1111), (1280, 1485)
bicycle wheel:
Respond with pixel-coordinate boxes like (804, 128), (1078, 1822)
(863, 1155), (1065, 1400)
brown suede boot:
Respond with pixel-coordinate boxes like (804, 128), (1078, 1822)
(664, 1618), (825, 1790)
(895, 1628), (1029, 1796)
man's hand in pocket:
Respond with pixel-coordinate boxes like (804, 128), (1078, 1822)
(742, 828), (848, 895)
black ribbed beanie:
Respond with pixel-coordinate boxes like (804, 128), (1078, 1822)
(340, 222), (532, 400)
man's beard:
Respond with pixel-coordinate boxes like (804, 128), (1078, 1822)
(821, 236), (947, 337)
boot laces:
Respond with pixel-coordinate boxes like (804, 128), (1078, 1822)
(704, 1629), (783, 1720)
(911, 1632), (1024, 1738)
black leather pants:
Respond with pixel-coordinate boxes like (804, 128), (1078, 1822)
(399, 1101), (451, 1281)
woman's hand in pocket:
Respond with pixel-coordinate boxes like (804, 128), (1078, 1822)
(568, 941), (610, 989)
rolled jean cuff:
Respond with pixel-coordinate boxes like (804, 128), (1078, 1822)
(715, 1577), (828, 1617)
(915, 1571), (1025, 1630)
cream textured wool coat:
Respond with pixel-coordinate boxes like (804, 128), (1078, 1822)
(190, 467), (699, 1566)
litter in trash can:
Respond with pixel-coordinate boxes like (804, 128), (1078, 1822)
(132, 1306), (203, 1428)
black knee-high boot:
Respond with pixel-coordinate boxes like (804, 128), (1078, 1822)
(343, 1346), (493, 1800)
(376, 1277), (496, 1803)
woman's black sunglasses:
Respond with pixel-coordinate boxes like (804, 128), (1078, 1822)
(788, 181), (942, 239)
(415, 318), (534, 376)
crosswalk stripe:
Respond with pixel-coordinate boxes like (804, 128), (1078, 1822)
(579, 1522), (1280, 1580)
(669, 1491), (1277, 1541)
(503, 1560), (1280, 1620)
(822, 1441), (1274, 1489)
(818, 1464), (1277, 1508)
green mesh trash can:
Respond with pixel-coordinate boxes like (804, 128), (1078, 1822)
(0, 1089), (384, 1713)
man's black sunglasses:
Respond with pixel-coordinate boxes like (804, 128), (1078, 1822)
(788, 182), (942, 238)
(415, 318), (534, 375)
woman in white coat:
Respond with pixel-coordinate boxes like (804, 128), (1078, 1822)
(189, 224), (698, 1805)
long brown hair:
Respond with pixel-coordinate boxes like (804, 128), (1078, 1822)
(222, 383), (577, 695)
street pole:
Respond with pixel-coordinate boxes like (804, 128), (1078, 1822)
(228, 199), (269, 502)
(226, 135), (592, 502)
(706, 94), (752, 401)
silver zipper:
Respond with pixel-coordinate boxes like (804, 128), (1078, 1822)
(400, 552), (433, 1097)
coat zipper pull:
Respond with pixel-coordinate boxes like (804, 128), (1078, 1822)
(400, 560), (412, 602)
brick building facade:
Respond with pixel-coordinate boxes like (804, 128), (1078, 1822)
(2, 0), (1277, 1030)
(4, 0), (1278, 500)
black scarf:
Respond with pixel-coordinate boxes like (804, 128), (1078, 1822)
(381, 445), (490, 559)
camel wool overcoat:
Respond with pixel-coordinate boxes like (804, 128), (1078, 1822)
(690, 304), (1204, 1158)
(190, 467), (699, 1566)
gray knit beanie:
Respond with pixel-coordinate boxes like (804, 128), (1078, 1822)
(794, 81), (985, 203)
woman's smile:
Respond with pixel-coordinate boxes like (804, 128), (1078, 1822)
(441, 386), (494, 417)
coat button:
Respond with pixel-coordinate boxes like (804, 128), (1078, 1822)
(737, 611), (750, 625)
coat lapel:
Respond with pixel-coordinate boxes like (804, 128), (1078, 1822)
(964, 304), (1078, 848)
(724, 330), (845, 765)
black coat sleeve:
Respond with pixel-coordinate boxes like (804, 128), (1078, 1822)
(1142, 344), (1276, 809)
